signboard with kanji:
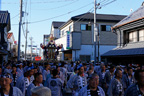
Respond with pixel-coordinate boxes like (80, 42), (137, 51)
(35, 56), (41, 61)
(66, 31), (71, 49)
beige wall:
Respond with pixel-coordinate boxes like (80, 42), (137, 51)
(60, 21), (117, 45)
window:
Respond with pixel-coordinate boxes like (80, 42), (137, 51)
(81, 24), (91, 31)
(139, 29), (144, 41)
(129, 31), (137, 43)
(69, 25), (72, 32)
(101, 25), (111, 31)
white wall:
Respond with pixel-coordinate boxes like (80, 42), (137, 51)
(72, 45), (116, 61)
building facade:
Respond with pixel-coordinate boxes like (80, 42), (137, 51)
(102, 3), (144, 65)
(54, 12), (126, 62)
(0, 11), (11, 64)
(50, 21), (65, 39)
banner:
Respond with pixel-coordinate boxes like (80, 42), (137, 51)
(66, 31), (71, 49)
(35, 56), (41, 61)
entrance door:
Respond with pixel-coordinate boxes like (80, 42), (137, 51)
(80, 55), (90, 62)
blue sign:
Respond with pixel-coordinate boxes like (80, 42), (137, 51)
(66, 31), (71, 49)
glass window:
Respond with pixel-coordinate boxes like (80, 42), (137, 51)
(81, 24), (86, 30)
(101, 25), (111, 32)
(81, 24), (91, 31)
(139, 29), (144, 41)
(129, 31), (137, 43)
(69, 25), (72, 32)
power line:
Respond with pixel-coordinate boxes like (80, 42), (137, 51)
(12, 2), (93, 25)
(31, 0), (79, 10)
(1, 0), (77, 4)
(11, 13), (19, 19)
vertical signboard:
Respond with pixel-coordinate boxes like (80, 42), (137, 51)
(66, 31), (71, 49)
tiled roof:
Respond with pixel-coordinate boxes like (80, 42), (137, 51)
(102, 41), (144, 57)
(52, 21), (65, 28)
(113, 4), (144, 29)
(0, 11), (10, 24)
(71, 12), (126, 22)
(102, 48), (144, 57)
(7, 33), (13, 39)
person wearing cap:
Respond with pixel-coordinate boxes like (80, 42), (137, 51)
(78, 73), (105, 96)
(11, 65), (19, 86)
(67, 64), (87, 96)
(104, 65), (115, 92)
(97, 65), (107, 92)
(3, 64), (12, 74)
(45, 69), (63, 96)
(27, 73), (43, 96)
(31, 86), (51, 96)
(42, 64), (51, 83)
(124, 69), (144, 96)
(122, 67), (135, 91)
(16, 67), (34, 95)
(107, 68), (124, 96)
(17, 63), (24, 77)
(0, 73), (23, 96)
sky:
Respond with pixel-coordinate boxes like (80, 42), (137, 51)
(1, 0), (144, 54)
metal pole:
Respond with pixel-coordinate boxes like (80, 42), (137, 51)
(30, 37), (33, 60)
(17, 0), (23, 61)
(94, 0), (97, 64)
(25, 22), (28, 60)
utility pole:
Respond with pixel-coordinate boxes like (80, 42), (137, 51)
(25, 22), (28, 60)
(17, 0), (23, 61)
(94, 0), (98, 64)
(30, 37), (33, 60)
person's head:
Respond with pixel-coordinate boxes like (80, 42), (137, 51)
(101, 65), (106, 72)
(6, 64), (11, 69)
(77, 64), (84, 75)
(83, 63), (87, 70)
(0, 66), (2, 73)
(74, 68), (78, 74)
(12, 65), (17, 72)
(56, 66), (60, 73)
(18, 63), (23, 69)
(89, 65), (94, 71)
(115, 68), (123, 79)
(109, 65), (115, 73)
(52, 69), (58, 77)
(0, 73), (12, 88)
(31, 86), (51, 96)
(30, 69), (34, 76)
(34, 73), (43, 84)
(134, 70), (144, 86)
(45, 64), (51, 70)
(89, 73), (99, 89)
(34, 67), (38, 74)
(127, 67), (133, 76)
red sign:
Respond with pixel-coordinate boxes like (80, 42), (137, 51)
(35, 56), (41, 61)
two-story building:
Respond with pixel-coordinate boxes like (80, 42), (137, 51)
(50, 21), (65, 39)
(54, 12), (126, 62)
(0, 11), (11, 63)
(102, 3), (144, 65)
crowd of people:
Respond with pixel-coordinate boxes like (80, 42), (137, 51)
(0, 60), (144, 96)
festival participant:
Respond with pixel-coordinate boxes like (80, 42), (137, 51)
(17, 63), (24, 78)
(42, 64), (50, 83)
(79, 73), (105, 96)
(104, 65), (115, 92)
(124, 69), (144, 96)
(27, 73), (43, 96)
(46, 69), (63, 96)
(31, 86), (51, 96)
(16, 67), (34, 95)
(98, 65), (107, 92)
(107, 68), (124, 96)
(122, 67), (135, 91)
(11, 65), (18, 86)
(0, 73), (23, 96)
(67, 64), (87, 96)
